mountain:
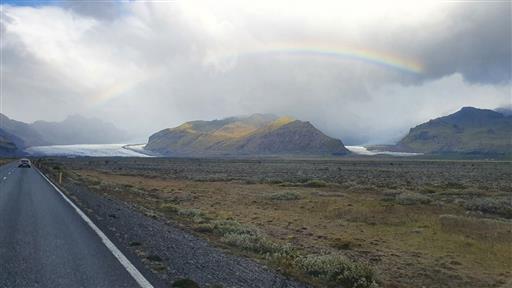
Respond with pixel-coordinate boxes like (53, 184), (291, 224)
(145, 114), (349, 156)
(396, 107), (512, 155)
(0, 114), (48, 148)
(31, 115), (129, 145)
(0, 129), (22, 156)
(495, 106), (512, 116)
(0, 114), (128, 152)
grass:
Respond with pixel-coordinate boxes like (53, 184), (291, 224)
(270, 191), (301, 201)
(438, 214), (512, 241)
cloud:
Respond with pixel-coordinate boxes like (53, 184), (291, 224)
(416, 2), (511, 84)
(59, 0), (128, 20)
(0, 1), (510, 144)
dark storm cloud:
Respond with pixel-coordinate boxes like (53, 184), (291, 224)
(420, 2), (512, 84)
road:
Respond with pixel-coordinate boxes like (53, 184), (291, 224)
(0, 162), (155, 288)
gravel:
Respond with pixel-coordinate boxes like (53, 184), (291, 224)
(59, 178), (308, 288)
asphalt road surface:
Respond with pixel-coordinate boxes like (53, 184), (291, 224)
(0, 162), (155, 288)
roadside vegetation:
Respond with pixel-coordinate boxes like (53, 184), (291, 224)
(38, 158), (512, 288)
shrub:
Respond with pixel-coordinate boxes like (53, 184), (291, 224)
(294, 254), (378, 288)
(178, 208), (204, 218)
(210, 220), (258, 236)
(304, 179), (329, 188)
(270, 191), (301, 201)
(194, 223), (215, 233)
(213, 220), (293, 256)
(463, 198), (512, 219)
(221, 232), (283, 254)
(395, 192), (431, 205)
(159, 203), (179, 214)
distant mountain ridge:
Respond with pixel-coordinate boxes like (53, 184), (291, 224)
(395, 107), (512, 155)
(0, 129), (23, 156)
(495, 106), (512, 116)
(0, 114), (128, 155)
(32, 115), (129, 145)
(145, 114), (349, 156)
(0, 114), (48, 148)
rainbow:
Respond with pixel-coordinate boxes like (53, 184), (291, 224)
(236, 44), (423, 74)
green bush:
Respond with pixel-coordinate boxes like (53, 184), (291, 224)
(295, 254), (378, 288)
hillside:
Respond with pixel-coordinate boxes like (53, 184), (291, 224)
(0, 114), (48, 148)
(145, 114), (349, 156)
(0, 129), (22, 156)
(0, 114), (128, 152)
(396, 107), (512, 155)
(31, 115), (129, 145)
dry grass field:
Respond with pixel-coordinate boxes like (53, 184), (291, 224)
(39, 157), (512, 288)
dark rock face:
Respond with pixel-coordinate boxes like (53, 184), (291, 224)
(396, 107), (512, 154)
(145, 114), (349, 156)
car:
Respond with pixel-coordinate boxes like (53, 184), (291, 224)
(18, 158), (31, 168)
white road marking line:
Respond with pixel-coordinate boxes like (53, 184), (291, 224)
(2, 177), (6, 180)
(37, 170), (154, 288)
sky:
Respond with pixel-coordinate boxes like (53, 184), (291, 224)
(1, 0), (511, 144)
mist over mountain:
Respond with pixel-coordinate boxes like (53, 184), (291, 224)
(495, 106), (512, 116)
(395, 107), (512, 155)
(0, 113), (48, 148)
(0, 114), (129, 152)
(0, 129), (22, 156)
(31, 115), (129, 145)
(145, 114), (349, 156)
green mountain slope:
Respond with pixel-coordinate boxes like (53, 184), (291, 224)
(396, 107), (512, 155)
(145, 114), (349, 156)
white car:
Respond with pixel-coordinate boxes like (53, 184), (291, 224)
(18, 158), (31, 168)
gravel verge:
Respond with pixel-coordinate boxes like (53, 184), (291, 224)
(55, 175), (308, 288)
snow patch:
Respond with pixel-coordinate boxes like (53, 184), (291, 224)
(26, 144), (152, 157)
